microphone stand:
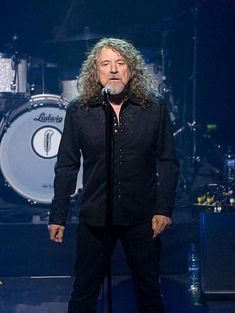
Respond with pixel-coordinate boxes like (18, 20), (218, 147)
(102, 90), (114, 313)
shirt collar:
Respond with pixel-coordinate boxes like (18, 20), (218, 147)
(83, 90), (141, 108)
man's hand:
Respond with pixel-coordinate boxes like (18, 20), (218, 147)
(48, 224), (65, 243)
(152, 215), (172, 238)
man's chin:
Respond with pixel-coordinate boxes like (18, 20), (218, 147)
(104, 82), (123, 95)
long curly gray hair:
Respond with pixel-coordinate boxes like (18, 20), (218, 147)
(78, 38), (156, 106)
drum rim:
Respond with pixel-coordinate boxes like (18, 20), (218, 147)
(0, 52), (28, 59)
(31, 93), (69, 103)
(1, 94), (68, 125)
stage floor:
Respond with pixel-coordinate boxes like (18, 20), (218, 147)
(0, 275), (235, 313)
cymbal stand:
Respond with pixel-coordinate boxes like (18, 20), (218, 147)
(11, 53), (20, 93)
(41, 61), (46, 94)
(190, 2), (200, 162)
(159, 31), (178, 125)
(159, 31), (169, 96)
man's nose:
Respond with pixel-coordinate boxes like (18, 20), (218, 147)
(110, 63), (118, 73)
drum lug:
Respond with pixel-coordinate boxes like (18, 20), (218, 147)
(1, 121), (10, 133)
(28, 98), (34, 110)
(4, 181), (10, 188)
(10, 81), (16, 91)
(27, 199), (38, 205)
(59, 97), (66, 109)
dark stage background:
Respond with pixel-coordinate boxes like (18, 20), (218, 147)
(0, 0), (235, 277)
(0, 0), (234, 145)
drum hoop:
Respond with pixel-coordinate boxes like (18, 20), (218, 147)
(0, 53), (28, 60)
(2, 94), (68, 126)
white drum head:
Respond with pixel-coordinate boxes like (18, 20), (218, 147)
(0, 94), (83, 204)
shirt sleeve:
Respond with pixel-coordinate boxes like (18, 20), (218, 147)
(155, 102), (180, 217)
(49, 106), (81, 226)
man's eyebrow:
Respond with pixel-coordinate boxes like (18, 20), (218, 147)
(99, 60), (110, 63)
(99, 57), (126, 63)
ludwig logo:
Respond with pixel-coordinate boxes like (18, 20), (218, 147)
(31, 126), (62, 159)
(34, 113), (63, 123)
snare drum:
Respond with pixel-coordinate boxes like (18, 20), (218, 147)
(0, 94), (83, 204)
(0, 53), (28, 94)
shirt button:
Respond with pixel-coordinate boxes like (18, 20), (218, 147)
(114, 129), (118, 133)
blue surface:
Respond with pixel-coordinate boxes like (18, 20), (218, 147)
(0, 275), (235, 313)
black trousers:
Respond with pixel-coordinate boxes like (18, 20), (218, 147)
(68, 222), (165, 313)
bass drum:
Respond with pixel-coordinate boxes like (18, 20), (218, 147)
(0, 94), (83, 205)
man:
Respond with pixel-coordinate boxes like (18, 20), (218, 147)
(48, 38), (179, 313)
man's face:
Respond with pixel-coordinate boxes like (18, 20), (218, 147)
(96, 47), (131, 95)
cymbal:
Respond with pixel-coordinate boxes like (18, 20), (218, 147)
(28, 57), (58, 68)
(61, 32), (105, 42)
(119, 18), (178, 36)
(45, 31), (108, 43)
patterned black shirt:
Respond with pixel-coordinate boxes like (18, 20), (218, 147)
(49, 94), (179, 226)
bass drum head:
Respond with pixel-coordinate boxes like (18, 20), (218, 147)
(0, 94), (83, 205)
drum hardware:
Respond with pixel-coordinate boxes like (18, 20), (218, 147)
(173, 121), (198, 137)
(46, 25), (107, 51)
(27, 199), (38, 205)
(28, 57), (58, 95)
(194, 182), (235, 209)
(173, 5), (205, 197)
(153, 30), (179, 124)
(47, 25), (104, 42)
(223, 146), (235, 183)
(10, 54), (21, 92)
(181, 2), (201, 163)
(50, 0), (77, 41)
(0, 52), (28, 95)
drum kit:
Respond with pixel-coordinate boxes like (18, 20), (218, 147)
(0, 26), (179, 208)
(193, 147), (235, 212)
(0, 28), (114, 207)
(0, 51), (83, 207)
(0, 9), (227, 211)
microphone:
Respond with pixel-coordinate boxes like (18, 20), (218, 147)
(101, 87), (111, 95)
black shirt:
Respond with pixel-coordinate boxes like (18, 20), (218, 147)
(49, 94), (179, 226)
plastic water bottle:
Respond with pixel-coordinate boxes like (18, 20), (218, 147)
(188, 243), (201, 305)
